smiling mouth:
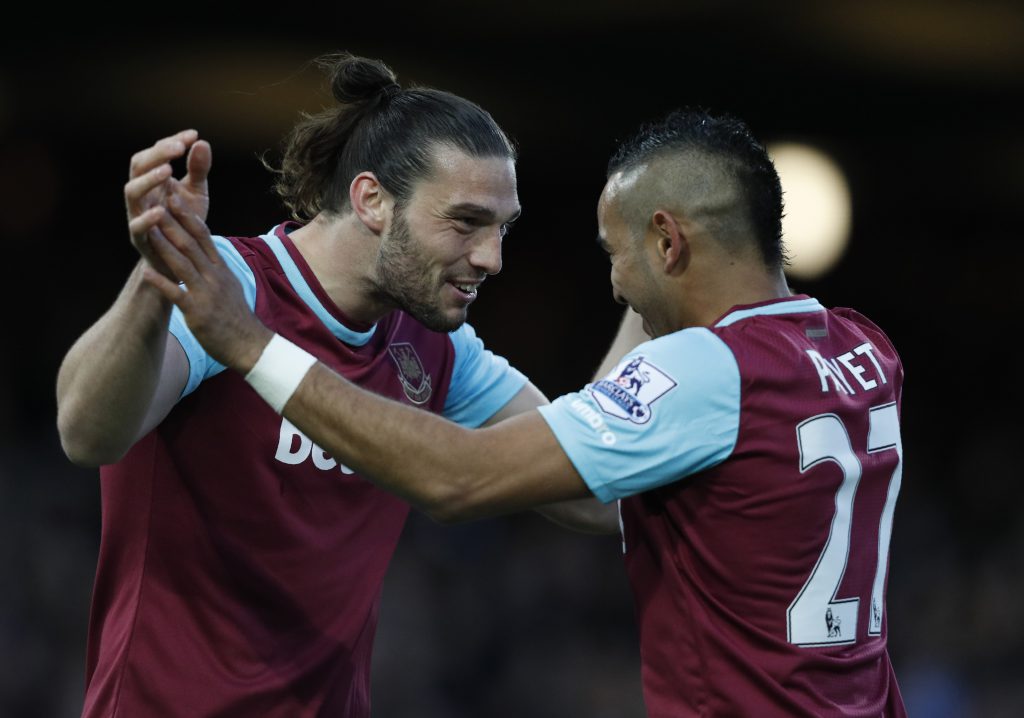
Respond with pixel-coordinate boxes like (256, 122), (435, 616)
(448, 281), (480, 300)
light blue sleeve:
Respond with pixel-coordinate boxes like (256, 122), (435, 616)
(537, 328), (741, 503)
(443, 323), (529, 428)
(168, 235), (257, 398)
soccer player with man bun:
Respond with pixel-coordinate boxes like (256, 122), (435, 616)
(146, 108), (908, 717)
(57, 54), (621, 717)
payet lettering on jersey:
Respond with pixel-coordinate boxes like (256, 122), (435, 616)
(806, 342), (888, 395)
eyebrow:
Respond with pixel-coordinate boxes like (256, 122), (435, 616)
(447, 202), (522, 224)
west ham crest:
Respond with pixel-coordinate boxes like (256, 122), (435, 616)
(590, 355), (676, 424)
(388, 343), (433, 405)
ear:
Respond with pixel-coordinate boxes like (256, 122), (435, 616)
(651, 210), (689, 274)
(350, 171), (390, 234)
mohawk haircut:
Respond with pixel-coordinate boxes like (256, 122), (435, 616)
(608, 109), (786, 269)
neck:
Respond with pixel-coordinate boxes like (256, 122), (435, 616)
(670, 260), (792, 333)
(287, 213), (395, 325)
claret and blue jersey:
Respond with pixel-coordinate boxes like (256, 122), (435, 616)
(84, 223), (527, 718)
(540, 295), (907, 717)
(170, 223), (523, 426)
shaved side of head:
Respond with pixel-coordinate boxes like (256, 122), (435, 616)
(610, 149), (755, 259)
(607, 110), (786, 269)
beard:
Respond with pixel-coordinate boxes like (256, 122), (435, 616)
(374, 207), (466, 333)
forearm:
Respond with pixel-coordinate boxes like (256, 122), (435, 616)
(56, 261), (175, 465)
(531, 309), (649, 534)
(277, 360), (583, 522)
(535, 497), (619, 535)
(287, 364), (498, 520)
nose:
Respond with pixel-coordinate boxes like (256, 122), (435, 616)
(468, 228), (503, 275)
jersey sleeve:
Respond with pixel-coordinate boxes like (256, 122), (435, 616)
(442, 323), (529, 428)
(168, 236), (258, 398)
(537, 328), (741, 503)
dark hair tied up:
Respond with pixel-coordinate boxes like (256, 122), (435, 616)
(269, 51), (515, 222)
(326, 54), (401, 104)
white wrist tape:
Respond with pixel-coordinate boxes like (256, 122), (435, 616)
(244, 334), (318, 414)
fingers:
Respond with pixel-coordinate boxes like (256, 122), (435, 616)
(128, 207), (177, 280)
(141, 265), (187, 305)
(128, 129), (198, 180)
(184, 140), (212, 188)
(149, 215), (202, 285)
(126, 130), (201, 222)
(128, 206), (164, 240)
(167, 195), (221, 263)
(151, 196), (224, 283)
(125, 165), (172, 213)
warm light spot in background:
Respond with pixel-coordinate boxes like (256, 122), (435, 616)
(768, 143), (852, 280)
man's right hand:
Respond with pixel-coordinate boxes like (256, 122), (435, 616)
(143, 195), (271, 375)
(125, 129), (211, 279)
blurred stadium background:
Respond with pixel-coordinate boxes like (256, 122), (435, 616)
(2, 2), (1022, 715)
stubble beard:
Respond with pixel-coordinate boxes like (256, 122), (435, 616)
(374, 208), (466, 333)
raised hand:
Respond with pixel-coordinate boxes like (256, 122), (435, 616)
(125, 129), (212, 279)
(141, 195), (272, 374)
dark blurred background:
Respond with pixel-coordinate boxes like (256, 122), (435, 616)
(2, 2), (1022, 716)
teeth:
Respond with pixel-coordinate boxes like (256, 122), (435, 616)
(455, 283), (477, 294)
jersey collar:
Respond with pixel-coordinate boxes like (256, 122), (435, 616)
(714, 295), (824, 328)
(260, 224), (377, 347)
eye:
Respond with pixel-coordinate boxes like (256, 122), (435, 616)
(499, 222), (512, 238)
(452, 217), (480, 233)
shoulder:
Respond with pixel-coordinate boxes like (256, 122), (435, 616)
(594, 328), (739, 418)
(447, 322), (481, 350)
(218, 231), (283, 277)
(220, 234), (258, 259)
(829, 307), (899, 354)
(627, 327), (736, 369)
(606, 328), (739, 396)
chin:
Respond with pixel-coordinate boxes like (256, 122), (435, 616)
(412, 306), (468, 334)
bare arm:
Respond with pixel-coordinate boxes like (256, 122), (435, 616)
(55, 131), (210, 466)
(288, 365), (588, 522)
(483, 383), (616, 534)
(143, 201), (594, 520)
(509, 309), (648, 533)
(56, 266), (189, 465)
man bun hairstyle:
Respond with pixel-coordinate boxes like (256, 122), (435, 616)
(270, 53), (515, 222)
(328, 54), (400, 104)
